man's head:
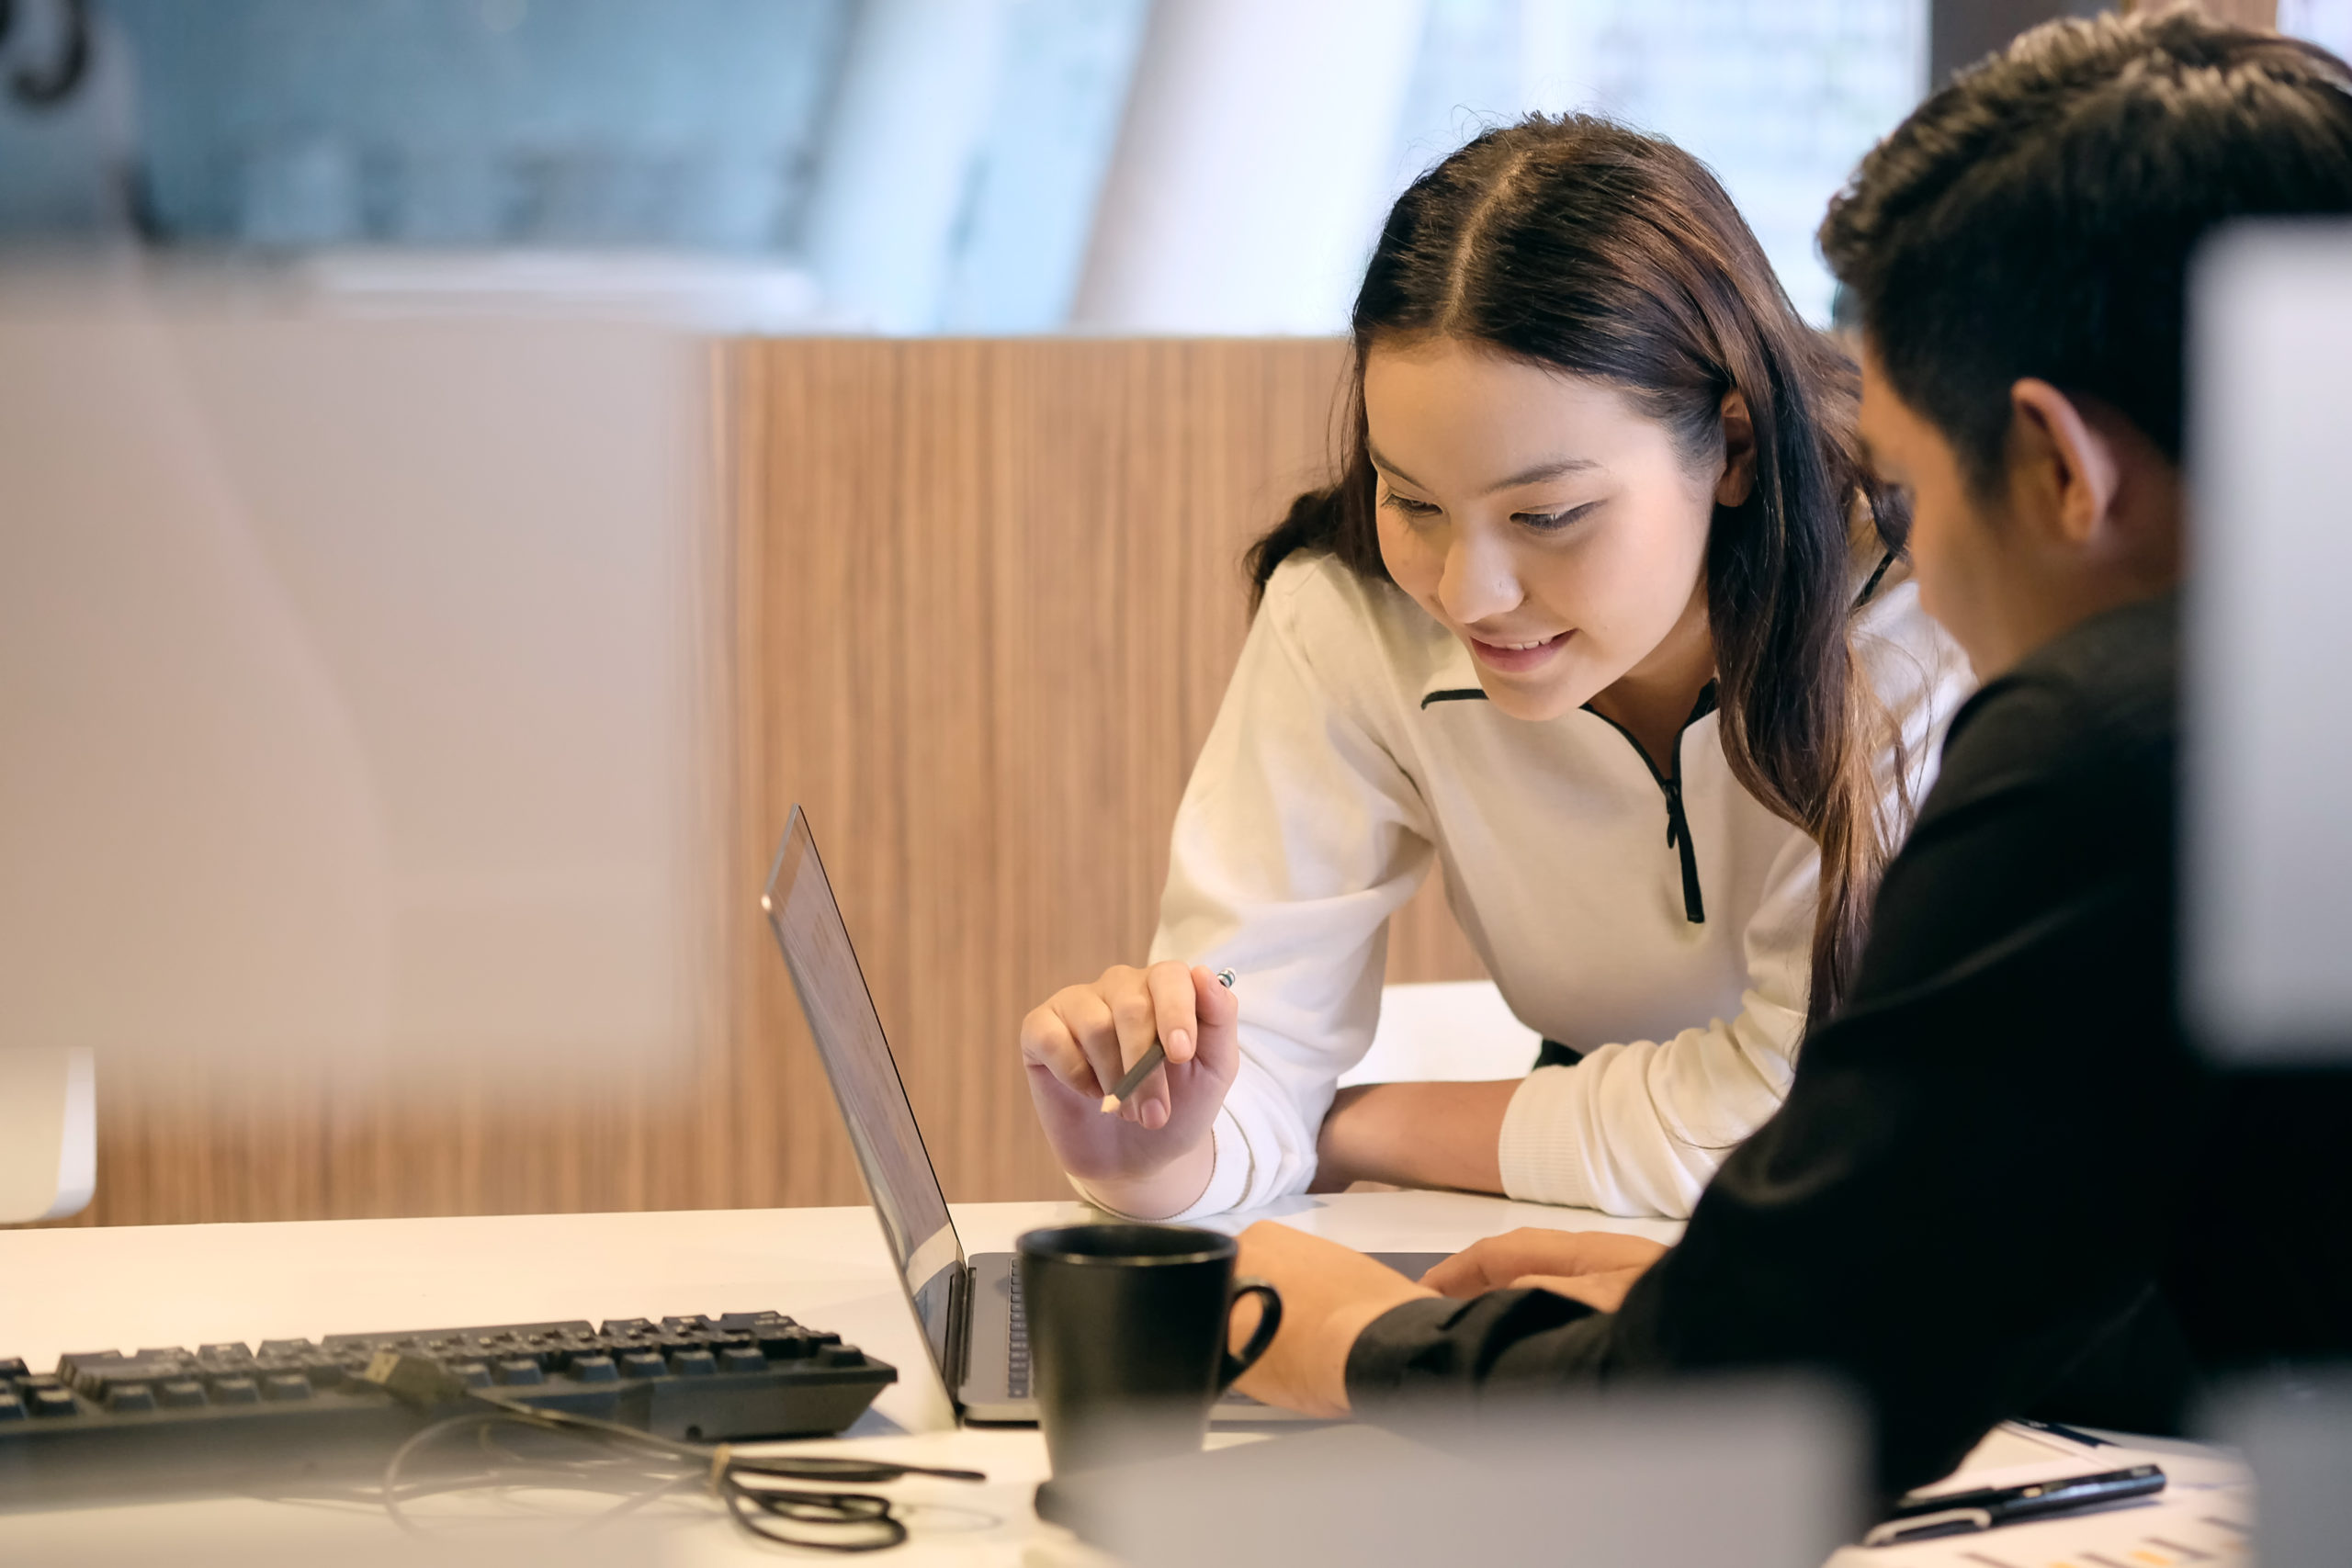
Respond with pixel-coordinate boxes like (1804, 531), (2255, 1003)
(1821, 8), (2352, 673)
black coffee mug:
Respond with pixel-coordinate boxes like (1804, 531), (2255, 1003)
(1016, 1224), (1283, 1475)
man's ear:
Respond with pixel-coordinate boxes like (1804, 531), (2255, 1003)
(2007, 378), (2120, 548)
(1715, 389), (1757, 507)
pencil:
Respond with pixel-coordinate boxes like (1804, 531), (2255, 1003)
(1101, 968), (1235, 1112)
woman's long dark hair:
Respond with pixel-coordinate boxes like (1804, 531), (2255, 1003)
(1250, 115), (1909, 1028)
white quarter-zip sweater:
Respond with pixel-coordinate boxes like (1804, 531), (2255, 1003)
(1123, 552), (1973, 1220)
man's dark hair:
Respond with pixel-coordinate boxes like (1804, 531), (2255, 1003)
(1820, 6), (2352, 491)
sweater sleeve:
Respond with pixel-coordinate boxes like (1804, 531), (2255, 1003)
(1080, 564), (1436, 1219)
(1494, 831), (1815, 1215)
(1494, 581), (1973, 1217)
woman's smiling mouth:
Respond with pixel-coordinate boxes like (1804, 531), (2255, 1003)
(1466, 629), (1572, 673)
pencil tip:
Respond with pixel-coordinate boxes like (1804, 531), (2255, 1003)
(1100, 1094), (1119, 1114)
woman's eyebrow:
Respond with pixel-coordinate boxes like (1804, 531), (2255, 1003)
(1368, 446), (1598, 493)
(1366, 444), (1424, 489)
(1487, 457), (1600, 492)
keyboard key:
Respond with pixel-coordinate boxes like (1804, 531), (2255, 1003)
(0, 1393), (22, 1420)
(261, 1374), (311, 1402)
(617, 1352), (666, 1381)
(63, 1351), (217, 1401)
(106, 1385), (157, 1414)
(570, 1355), (618, 1384)
(667, 1349), (718, 1378)
(493, 1359), (544, 1386)
(820, 1347), (865, 1368)
(28, 1388), (76, 1417)
(447, 1363), (492, 1389)
(158, 1381), (207, 1409)
(209, 1377), (260, 1404)
(0, 1359), (26, 1381)
(258, 1340), (317, 1359)
(199, 1344), (254, 1365)
(717, 1347), (765, 1374)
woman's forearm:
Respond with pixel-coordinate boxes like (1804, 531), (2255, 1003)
(1071, 1136), (1218, 1221)
(1312, 1080), (1521, 1194)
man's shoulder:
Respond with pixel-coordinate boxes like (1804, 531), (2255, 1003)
(1926, 593), (2177, 821)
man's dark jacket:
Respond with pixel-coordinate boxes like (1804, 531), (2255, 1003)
(1348, 594), (2352, 1494)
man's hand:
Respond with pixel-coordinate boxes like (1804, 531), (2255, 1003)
(1419, 1227), (1669, 1314)
(1227, 1222), (1437, 1417)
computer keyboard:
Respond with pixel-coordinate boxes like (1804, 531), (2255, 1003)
(0, 1310), (894, 1504)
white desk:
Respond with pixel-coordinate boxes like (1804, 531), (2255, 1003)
(0, 1191), (1683, 1563)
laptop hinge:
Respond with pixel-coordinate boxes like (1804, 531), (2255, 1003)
(944, 1260), (972, 1405)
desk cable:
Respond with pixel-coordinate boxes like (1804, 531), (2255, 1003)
(362, 1349), (985, 1551)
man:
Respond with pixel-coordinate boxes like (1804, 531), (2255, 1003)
(1222, 9), (2352, 1495)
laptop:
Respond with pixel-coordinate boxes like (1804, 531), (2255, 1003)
(761, 806), (1449, 1424)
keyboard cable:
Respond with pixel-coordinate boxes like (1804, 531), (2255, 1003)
(363, 1349), (985, 1551)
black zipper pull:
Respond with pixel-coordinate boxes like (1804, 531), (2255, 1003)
(1661, 776), (1705, 925)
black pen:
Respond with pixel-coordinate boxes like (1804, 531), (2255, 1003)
(1861, 1464), (2166, 1547)
(2015, 1416), (2112, 1449)
(1100, 967), (1236, 1112)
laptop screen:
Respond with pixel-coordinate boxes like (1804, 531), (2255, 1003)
(762, 807), (962, 1385)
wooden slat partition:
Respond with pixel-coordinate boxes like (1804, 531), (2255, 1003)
(39, 338), (1486, 1227)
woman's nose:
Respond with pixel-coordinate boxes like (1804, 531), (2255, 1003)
(1438, 526), (1522, 626)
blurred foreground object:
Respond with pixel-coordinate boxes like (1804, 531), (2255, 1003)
(0, 265), (718, 1089)
(0, 1047), (94, 1223)
(2187, 220), (2352, 1064)
(1039, 1380), (1860, 1568)
(2211, 1371), (2352, 1568)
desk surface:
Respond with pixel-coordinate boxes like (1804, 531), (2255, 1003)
(0, 1191), (1684, 1563)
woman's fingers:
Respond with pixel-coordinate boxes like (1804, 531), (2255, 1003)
(1145, 962), (1200, 1065)
(1191, 963), (1240, 1077)
(1103, 966), (1168, 1123)
(1020, 984), (1122, 1100)
(1018, 961), (1241, 1134)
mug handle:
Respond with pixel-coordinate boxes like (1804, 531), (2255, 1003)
(1216, 1277), (1284, 1393)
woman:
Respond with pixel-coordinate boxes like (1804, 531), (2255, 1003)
(1019, 116), (1970, 1222)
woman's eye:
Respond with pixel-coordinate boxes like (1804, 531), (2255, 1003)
(1381, 493), (1442, 518)
(1517, 502), (1599, 533)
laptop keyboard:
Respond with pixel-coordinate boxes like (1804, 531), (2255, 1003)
(1006, 1268), (1031, 1399)
(999, 1268), (1264, 1408)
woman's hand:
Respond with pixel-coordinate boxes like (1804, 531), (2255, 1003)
(1020, 961), (1239, 1215)
(1419, 1226), (1669, 1314)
